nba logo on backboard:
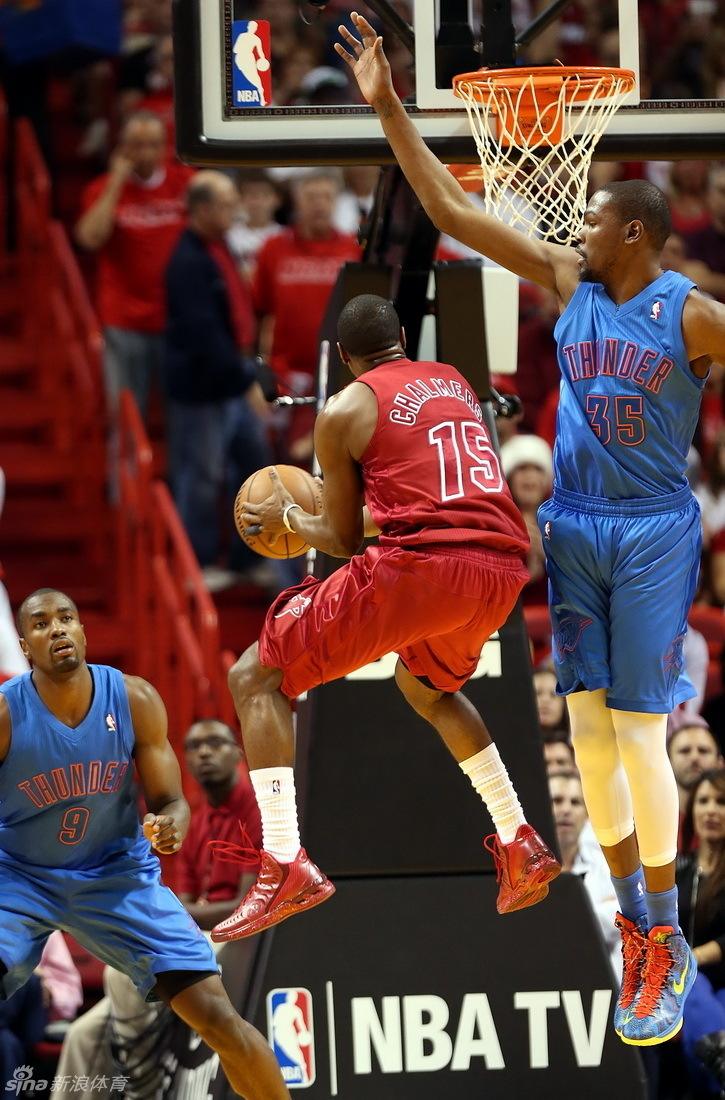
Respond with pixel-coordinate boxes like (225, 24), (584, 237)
(231, 20), (272, 107)
(267, 988), (316, 1087)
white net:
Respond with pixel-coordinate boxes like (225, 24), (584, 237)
(454, 68), (635, 245)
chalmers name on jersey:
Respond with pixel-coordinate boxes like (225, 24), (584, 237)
(358, 358), (529, 556)
(554, 269), (704, 499)
(0, 664), (146, 870)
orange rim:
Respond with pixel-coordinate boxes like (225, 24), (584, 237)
(452, 65), (636, 147)
(452, 65), (637, 102)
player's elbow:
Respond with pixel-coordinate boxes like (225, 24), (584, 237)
(330, 532), (363, 558)
(429, 195), (464, 237)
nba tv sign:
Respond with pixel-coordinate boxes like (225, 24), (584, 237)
(231, 20), (272, 107)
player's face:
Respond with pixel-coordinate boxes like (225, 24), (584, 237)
(692, 779), (725, 842)
(121, 121), (166, 179)
(669, 729), (720, 789)
(20, 596), (86, 675)
(184, 721), (241, 787)
(576, 193), (623, 283)
(549, 776), (587, 843)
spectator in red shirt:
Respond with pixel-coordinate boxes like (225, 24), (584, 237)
(56, 716), (262, 1090)
(253, 170), (360, 459)
(178, 719), (262, 928)
(75, 110), (192, 421)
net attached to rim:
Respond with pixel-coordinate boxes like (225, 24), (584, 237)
(451, 66), (636, 245)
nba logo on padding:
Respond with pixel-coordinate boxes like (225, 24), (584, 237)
(267, 988), (316, 1088)
(231, 20), (272, 107)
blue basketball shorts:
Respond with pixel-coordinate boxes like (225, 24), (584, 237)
(0, 849), (218, 1002)
(537, 486), (701, 714)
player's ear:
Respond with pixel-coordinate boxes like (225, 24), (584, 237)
(625, 219), (644, 244)
(18, 637), (29, 661)
(336, 341), (350, 365)
(400, 326), (406, 350)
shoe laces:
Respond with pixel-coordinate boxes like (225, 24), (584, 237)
(483, 834), (503, 882)
(207, 822), (260, 868)
(635, 936), (674, 1018)
(617, 921), (645, 1004)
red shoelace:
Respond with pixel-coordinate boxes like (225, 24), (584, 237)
(207, 823), (260, 867)
(618, 925), (645, 1006)
(635, 938), (673, 1018)
(482, 834), (503, 881)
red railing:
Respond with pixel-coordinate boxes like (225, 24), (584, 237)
(15, 119), (51, 347)
(117, 392), (230, 750)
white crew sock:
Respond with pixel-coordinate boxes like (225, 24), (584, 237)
(250, 767), (301, 864)
(459, 744), (526, 844)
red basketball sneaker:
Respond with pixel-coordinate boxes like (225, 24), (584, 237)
(210, 849), (335, 942)
(483, 824), (561, 914)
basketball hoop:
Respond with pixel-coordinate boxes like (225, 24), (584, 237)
(452, 66), (636, 244)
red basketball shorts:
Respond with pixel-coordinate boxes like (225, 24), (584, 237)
(258, 544), (528, 698)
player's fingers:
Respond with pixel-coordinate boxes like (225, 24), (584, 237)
(245, 523), (263, 537)
(352, 11), (378, 44)
(334, 42), (356, 68)
(338, 25), (363, 54)
(154, 836), (181, 853)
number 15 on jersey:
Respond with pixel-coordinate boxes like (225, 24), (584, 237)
(428, 420), (504, 501)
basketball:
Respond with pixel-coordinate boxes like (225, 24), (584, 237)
(257, 58), (270, 72)
(234, 465), (322, 559)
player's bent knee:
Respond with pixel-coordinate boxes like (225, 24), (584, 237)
(394, 659), (445, 717)
(228, 643), (282, 701)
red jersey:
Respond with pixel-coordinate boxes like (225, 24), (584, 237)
(359, 358), (529, 557)
(81, 161), (193, 332)
(252, 227), (360, 383)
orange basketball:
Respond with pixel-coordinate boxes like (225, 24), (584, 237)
(234, 465), (322, 559)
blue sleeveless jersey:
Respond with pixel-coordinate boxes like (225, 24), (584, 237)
(553, 269), (703, 499)
(0, 665), (145, 870)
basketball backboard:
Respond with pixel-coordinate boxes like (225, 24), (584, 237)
(173, 0), (725, 167)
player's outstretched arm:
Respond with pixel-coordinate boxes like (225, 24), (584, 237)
(126, 675), (190, 854)
(336, 12), (578, 301)
(683, 292), (725, 366)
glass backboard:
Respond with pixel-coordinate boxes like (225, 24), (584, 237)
(173, 0), (725, 166)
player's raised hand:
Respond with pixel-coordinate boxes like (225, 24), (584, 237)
(143, 813), (182, 854)
(335, 11), (394, 107)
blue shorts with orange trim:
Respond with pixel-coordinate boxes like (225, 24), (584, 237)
(538, 486), (701, 714)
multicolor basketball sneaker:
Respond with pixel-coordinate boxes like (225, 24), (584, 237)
(619, 926), (697, 1046)
(483, 824), (561, 914)
(613, 913), (647, 1035)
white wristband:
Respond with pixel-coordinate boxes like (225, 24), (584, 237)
(282, 503), (302, 532)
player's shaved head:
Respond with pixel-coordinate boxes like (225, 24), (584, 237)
(599, 179), (672, 251)
(16, 589), (79, 636)
(337, 295), (401, 358)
